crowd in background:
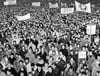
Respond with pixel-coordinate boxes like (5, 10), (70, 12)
(0, 5), (100, 76)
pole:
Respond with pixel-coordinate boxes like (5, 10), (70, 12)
(89, 24), (92, 47)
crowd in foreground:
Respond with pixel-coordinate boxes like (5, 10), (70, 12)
(0, 6), (100, 76)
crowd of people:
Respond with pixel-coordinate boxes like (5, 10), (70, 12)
(0, 5), (100, 76)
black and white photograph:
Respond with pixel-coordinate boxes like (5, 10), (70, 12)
(0, 0), (99, 76)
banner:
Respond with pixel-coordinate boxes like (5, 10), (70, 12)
(16, 13), (31, 21)
(75, 1), (91, 13)
(49, 3), (58, 8)
(61, 8), (74, 14)
(86, 24), (96, 35)
(4, 0), (16, 5)
(32, 2), (40, 7)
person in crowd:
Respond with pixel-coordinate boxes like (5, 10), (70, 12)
(45, 66), (56, 76)
(24, 57), (32, 73)
(5, 62), (17, 76)
(8, 53), (16, 65)
(0, 64), (7, 76)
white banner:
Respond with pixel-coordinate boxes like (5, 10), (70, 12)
(86, 24), (96, 35)
(49, 3), (58, 8)
(4, 0), (16, 5)
(61, 8), (74, 14)
(75, 1), (91, 13)
(16, 13), (31, 21)
(32, 2), (40, 7)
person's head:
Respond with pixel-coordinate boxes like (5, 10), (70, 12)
(37, 66), (41, 72)
(10, 53), (14, 58)
(51, 46), (55, 50)
(36, 63), (43, 72)
(70, 51), (73, 55)
(15, 53), (18, 58)
(6, 69), (11, 75)
(13, 48), (16, 52)
(19, 60), (24, 66)
(21, 40), (25, 45)
(62, 45), (65, 49)
(27, 36), (31, 40)
(28, 47), (32, 53)
(48, 66), (53, 73)
(82, 60), (86, 64)
(28, 72), (33, 76)
(20, 71), (25, 76)
(59, 52), (63, 55)
(44, 63), (48, 67)
(97, 55), (100, 60)
(52, 50), (56, 55)
(25, 57), (29, 64)
(37, 55), (41, 59)
(22, 46), (25, 51)
(0, 48), (3, 52)
(7, 62), (12, 68)
(89, 51), (92, 57)
(13, 41), (16, 45)
(81, 71), (87, 76)
(77, 44), (80, 48)
(68, 68), (73, 73)
(18, 54), (22, 59)
(31, 63), (35, 69)
(82, 47), (86, 51)
(70, 58), (74, 63)
(3, 55), (8, 61)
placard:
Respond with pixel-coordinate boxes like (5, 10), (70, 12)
(86, 24), (96, 35)
(78, 51), (86, 59)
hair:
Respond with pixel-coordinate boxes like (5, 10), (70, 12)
(10, 53), (14, 56)
(25, 57), (29, 61)
(19, 71), (25, 76)
(19, 60), (24, 63)
(28, 72), (33, 76)
(31, 63), (35, 66)
(48, 66), (53, 70)
(3, 55), (8, 58)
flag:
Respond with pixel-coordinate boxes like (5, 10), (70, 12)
(61, 8), (74, 14)
(15, 13), (31, 21)
(86, 23), (96, 35)
(75, 1), (91, 13)
(4, 0), (16, 5)
(32, 2), (40, 7)
(49, 2), (58, 8)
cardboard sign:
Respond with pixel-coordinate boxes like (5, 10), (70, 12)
(78, 51), (86, 59)
(86, 24), (96, 35)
